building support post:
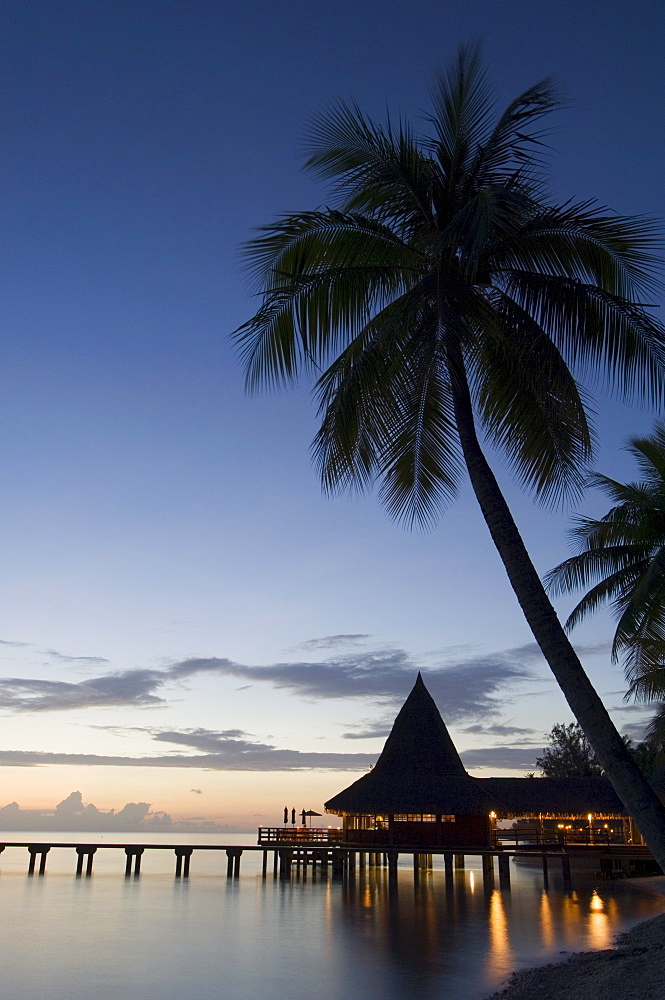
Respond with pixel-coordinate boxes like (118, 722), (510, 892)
(498, 852), (511, 889)
(454, 854), (465, 870)
(561, 853), (572, 890)
(482, 853), (495, 892)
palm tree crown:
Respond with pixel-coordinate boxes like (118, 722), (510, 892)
(233, 45), (665, 866)
(547, 426), (665, 703)
(235, 45), (664, 527)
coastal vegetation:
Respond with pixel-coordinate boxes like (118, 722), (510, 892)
(536, 723), (603, 778)
(233, 46), (665, 864)
(547, 425), (665, 746)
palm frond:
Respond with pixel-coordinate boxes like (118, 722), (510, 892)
(427, 43), (494, 186)
(501, 271), (665, 406)
(472, 291), (592, 504)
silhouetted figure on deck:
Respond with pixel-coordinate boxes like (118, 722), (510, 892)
(291, 808), (296, 825)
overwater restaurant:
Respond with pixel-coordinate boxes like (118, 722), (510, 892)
(325, 674), (640, 848)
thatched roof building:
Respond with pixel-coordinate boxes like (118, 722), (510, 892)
(325, 673), (631, 848)
(326, 673), (494, 816)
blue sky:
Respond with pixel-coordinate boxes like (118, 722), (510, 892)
(0, 0), (663, 830)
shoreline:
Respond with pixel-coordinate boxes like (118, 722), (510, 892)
(484, 878), (665, 1000)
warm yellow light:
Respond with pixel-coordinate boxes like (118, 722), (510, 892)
(489, 811), (496, 819)
(590, 892), (604, 911)
(587, 814), (593, 822)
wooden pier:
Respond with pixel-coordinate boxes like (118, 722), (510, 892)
(0, 839), (657, 888)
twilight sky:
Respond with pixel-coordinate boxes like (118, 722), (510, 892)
(0, 0), (663, 831)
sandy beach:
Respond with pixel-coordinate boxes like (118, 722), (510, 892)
(485, 879), (665, 1000)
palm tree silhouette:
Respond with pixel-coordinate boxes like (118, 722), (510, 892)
(234, 46), (665, 862)
(547, 425), (665, 739)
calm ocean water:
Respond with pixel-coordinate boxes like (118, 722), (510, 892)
(0, 831), (663, 1000)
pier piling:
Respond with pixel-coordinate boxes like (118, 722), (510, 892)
(482, 854), (495, 892)
(174, 847), (193, 878)
(498, 852), (511, 889)
(561, 854), (572, 890)
(28, 845), (50, 875)
(124, 847), (144, 876)
(225, 848), (242, 879)
(76, 846), (97, 877)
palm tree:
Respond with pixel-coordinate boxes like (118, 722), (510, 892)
(233, 46), (665, 863)
(546, 426), (665, 739)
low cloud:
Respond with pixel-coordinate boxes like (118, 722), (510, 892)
(0, 790), (172, 832)
(0, 741), (377, 771)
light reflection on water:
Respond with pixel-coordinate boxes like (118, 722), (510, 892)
(0, 833), (662, 1000)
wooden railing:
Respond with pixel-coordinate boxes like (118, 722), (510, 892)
(496, 827), (625, 848)
(257, 827), (344, 844)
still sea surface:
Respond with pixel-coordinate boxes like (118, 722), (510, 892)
(1, 831), (663, 1000)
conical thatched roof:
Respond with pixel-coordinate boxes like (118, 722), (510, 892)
(325, 673), (494, 815)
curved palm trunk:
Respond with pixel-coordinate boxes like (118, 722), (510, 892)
(448, 347), (665, 867)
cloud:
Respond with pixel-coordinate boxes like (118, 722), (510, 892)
(0, 640), (538, 720)
(609, 704), (654, 714)
(342, 722), (393, 740)
(0, 742), (377, 772)
(42, 649), (110, 665)
(459, 723), (537, 737)
(460, 746), (544, 770)
(190, 788), (202, 794)
(0, 639), (30, 647)
(0, 790), (172, 832)
(621, 722), (651, 742)
(290, 635), (371, 651)
(165, 643), (535, 720)
(0, 669), (165, 711)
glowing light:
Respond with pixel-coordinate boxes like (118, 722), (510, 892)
(590, 892), (604, 911)
(469, 871), (475, 892)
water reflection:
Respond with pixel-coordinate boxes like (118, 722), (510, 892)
(539, 890), (554, 947)
(330, 862), (663, 999)
(0, 839), (662, 1000)
(488, 889), (513, 972)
